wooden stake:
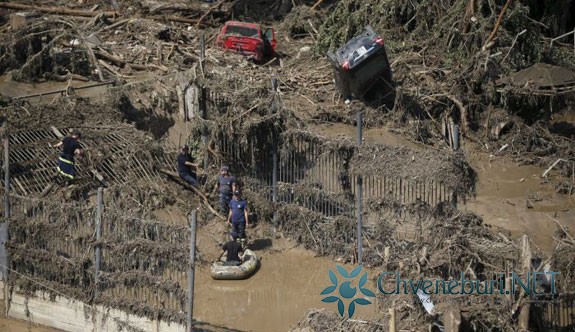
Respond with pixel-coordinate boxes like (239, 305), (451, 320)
(518, 234), (531, 330)
(389, 307), (396, 332)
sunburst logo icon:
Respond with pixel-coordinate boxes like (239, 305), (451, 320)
(321, 265), (375, 318)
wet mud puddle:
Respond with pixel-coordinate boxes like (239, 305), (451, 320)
(464, 155), (575, 252)
(193, 246), (377, 332)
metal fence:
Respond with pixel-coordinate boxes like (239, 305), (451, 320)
(187, 84), (454, 218)
(2, 127), (174, 196)
(214, 128), (453, 218)
(5, 192), (193, 323)
(534, 293), (575, 331)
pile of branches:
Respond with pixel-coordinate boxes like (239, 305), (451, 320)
(281, 129), (476, 198)
(289, 203), (519, 331)
(497, 117), (575, 171)
(291, 309), (387, 332)
(551, 222), (575, 292)
(313, 0), (575, 153)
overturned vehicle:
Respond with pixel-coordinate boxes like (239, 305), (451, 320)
(327, 26), (394, 104)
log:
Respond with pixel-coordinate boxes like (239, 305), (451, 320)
(195, 0), (228, 28)
(129, 63), (169, 72)
(160, 168), (225, 221)
(52, 72), (90, 82)
(484, 0), (512, 48)
(147, 3), (202, 14)
(97, 18), (131, 33)
(97, 59), (125, 79)
(94, 48), (124, 66)
(148, 15), (198, 25)
(94, 48), (168, 72)
(0, 2), (115, 18)
(0, 3), (206, 26)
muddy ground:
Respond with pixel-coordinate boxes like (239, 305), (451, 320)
(0, 0), (575, 331)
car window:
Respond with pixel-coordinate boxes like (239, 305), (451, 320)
(225, 25), (259, 38)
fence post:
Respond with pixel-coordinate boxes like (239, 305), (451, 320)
(94, 187), (103, 297)
(187, 210), (198, 332)
(1, 128), (10, 282)
(389, 307), (396, 332)
(356, 111), (363, 265)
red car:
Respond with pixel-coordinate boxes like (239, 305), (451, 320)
(216, 21), (277, 63)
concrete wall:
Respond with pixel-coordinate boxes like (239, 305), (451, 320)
(0, 282), (187, 332)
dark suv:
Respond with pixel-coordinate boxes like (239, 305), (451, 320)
(327, 26), (393, 101)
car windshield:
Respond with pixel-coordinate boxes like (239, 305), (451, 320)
(225, 25), (259, 38)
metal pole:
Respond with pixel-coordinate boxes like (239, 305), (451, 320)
(201, 87), (208, 172)
(187, 210), (198, 332)
(94, 187), (103, 296)
(199, 32), (208, 172)
(356, 111), (363, 265)
(272, 139), (278, 204)
(2, 133), (8, 219)
(200, 33), (205, 62)
(1, 131), (10, 281)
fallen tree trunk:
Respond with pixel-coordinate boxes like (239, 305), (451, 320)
(148, 15), (198, 25)
(94, 48), (169, 72)
(0, 2), (115, 18)
(160, 168), (226, 221)
(0, 3), (207, 26)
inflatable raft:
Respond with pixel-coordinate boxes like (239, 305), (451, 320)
(210, 249), (259, 280)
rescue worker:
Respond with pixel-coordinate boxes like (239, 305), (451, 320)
(214, 166), (236, 215)
(221, 234), (243, 266)
(227, 189), (249, 248)
(177, 145), (199, 186)
(53, 130), (83, 182)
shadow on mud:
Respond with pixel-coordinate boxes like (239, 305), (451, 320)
(194, 321), (247, 332)
(249, 238), (273, 251)
(118, 95), (174, 140)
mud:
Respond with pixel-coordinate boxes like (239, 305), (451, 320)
(194, 245), (377, 332)
(464, 154), (575, 253)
